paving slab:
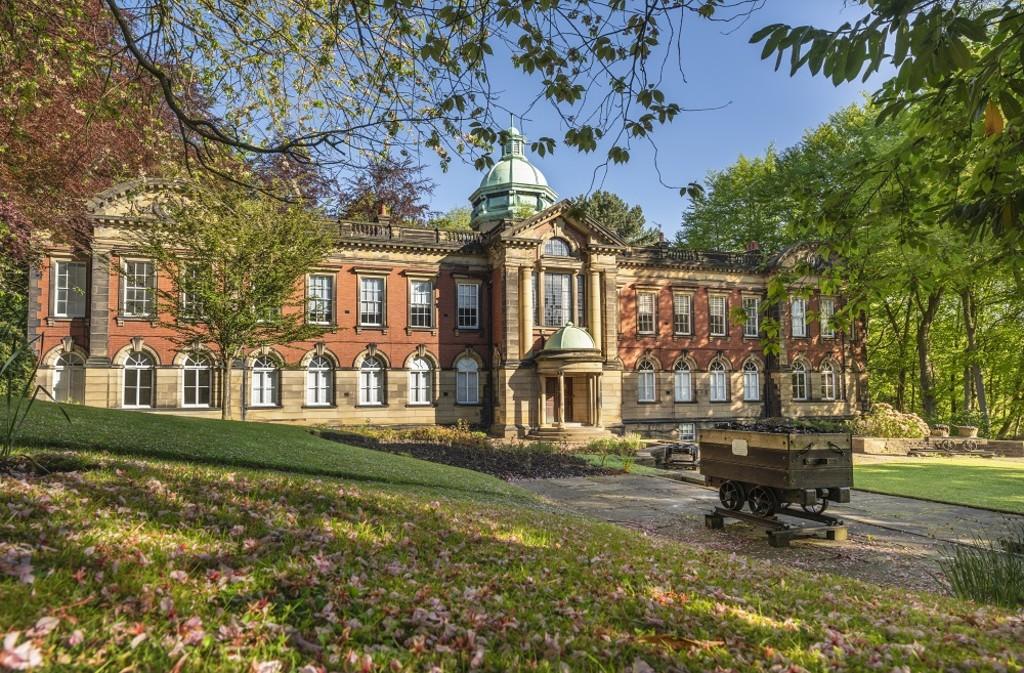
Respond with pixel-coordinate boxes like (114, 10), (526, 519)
(521, 474), (1024, 594)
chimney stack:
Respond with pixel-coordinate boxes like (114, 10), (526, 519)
(374, 202), (391, 223)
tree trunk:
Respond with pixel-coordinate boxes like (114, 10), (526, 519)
(221, 360), (232, 420)
(882, 297), (913, 411)
(960, 288), (988, 426)
(916, 288), (943, 420)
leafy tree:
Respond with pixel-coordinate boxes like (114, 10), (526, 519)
(339, 157), (436, 225)
(573, 191), (659, 246)
(429, 207), (473, 232)
(137, 180), (334, 419)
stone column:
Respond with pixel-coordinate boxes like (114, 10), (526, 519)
(602, 271), (618, 365)
(87, 247), (112, 365)
(519, 266), (533, 358)
(589, 269), (602, 353)
(587, 375), (595, 426)
(595, 372), (603, 427)
(556, 370), (565, 428)
(537, 373), (545, 427)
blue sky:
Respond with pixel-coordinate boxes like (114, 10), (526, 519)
(422, 1), (895, 237)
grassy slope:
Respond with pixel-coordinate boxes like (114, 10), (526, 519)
(1, 404), (1021, 671)
(855, 457), (1024, 513)
(9, 401), (520, 498)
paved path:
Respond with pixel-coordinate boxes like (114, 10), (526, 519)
(521, 474), (1024, 594)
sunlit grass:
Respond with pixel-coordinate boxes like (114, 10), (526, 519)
(855, 457), (1024, 512)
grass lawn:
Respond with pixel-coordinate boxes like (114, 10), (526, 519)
(855, 456), (1024, 513)
(1, 404), (1022, 671)
(575, 452), (676, 476)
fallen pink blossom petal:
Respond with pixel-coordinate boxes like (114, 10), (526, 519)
(0, 632), (43, 670)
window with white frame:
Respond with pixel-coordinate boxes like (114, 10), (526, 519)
(637, 292), (656, 334)
(742, 360), (760, 401)
(306, 355), (334, 406)
(307, 274), (334, 325)
(251, 356), (279, 407)
(359, 277), (385, 327)
(673, 293), (692, 335)
(358, 355), (385, 406)
(791, 362), (808, 400)
(820, 297), (836, 338)
(123, 260), (154, 317)
(678, 422), (696, 441)
(543, 273), (571, 327)
(53, 261), (87, 318)
(53, 352), (85, 403)
(709, 295), (727, 337)
(674, 360), (693, 402)
(637, 359), (656, 403)
(457, 282), (480, 329)
(743, 296), (760, 338)
(709, 360), (728, 402)
(821, 362), (837, 400)
(544, 237), (571, 257)
(182, 354), (212, 407)
(408, 356), (433, 405)
(455, 357), (479, 404)
(123, 351), (154, 408)
(409, 279), (434, 328)
(791, 297), (807, 337)
(180, 265), (204, 319)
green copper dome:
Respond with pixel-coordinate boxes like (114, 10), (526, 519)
(468, 126), (558, 230)
(543, 322), (597, 351)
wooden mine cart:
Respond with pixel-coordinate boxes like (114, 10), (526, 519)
(700, 428), (852, 517)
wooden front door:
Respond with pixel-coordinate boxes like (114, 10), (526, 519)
(544, 378), (557, 424)
(563, 378), (574, 422)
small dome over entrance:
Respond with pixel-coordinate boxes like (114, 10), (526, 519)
(543, 322), (597, 351)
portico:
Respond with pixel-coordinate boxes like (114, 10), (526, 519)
(534, 323), (605, 431)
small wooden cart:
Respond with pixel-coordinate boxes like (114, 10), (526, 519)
(700, 428), (853, 546)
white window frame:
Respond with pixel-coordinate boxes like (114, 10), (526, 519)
(821, 362), (837, 400)
(672, 292), (692, 335)
(358, 276), (386, 327)
(123, 351), (154, 408)
(180, 264), (204, 319)
(673, 360), (693, 402)
(407, 356), (433, 405)
(307, 273), (335, 325)
(742, 296), (760, 338)
(820, 297), (836, 338)
(251, 356), (279, 407)
(408, 278), (435, 329)
(543, 273), (571, 327)
(306, 355), (334, 406)
(636, 291), (656, 335)
(636, 360), (656, 403)
(742, 360), (760, 402)
(455, 357), (480, 405)
(359, 355), (385, 406)
(791, 297), (808, 338)
(122, 260), (155, 318)
(182, 354), (212, 408)
(457, 282), (480, 329)
(792, 362), (808, 401)
(53, 260), (87, 318)
(544, 237), (572, 257)
(709, 361), (728, 402)
(53, 352), (85, 403)
(709, 295), (727, 337)
(678, 422), (697, 441)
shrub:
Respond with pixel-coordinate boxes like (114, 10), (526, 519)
(851, 403), (928, 438)
(585, 433), (645, 470)
(939, 522), (1024, 608)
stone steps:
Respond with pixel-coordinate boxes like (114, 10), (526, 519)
(527, 426), (617, 445)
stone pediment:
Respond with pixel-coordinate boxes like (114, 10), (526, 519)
(86, 177), (183, 220)
(492, 200), (629, 250)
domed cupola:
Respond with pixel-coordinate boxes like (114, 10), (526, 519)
(469, 126), (558, 230)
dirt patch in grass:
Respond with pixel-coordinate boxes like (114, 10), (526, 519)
(0, 452), (97, 477)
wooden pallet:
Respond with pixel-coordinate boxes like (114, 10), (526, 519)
(705, 507), (847, 548)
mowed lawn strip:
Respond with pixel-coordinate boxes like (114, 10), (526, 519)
(854, 457), (1024, 514)
(8, 401), (521, 498)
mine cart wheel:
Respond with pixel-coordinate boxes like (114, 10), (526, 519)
(801, 497), (829, 515)
(747, 486), (779, 517)
(718, 481), (746, 511)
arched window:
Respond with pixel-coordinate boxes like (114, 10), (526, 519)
(53, 353), (85, 403)
(709, 360), (728, 402)
(821, 362), (837, 401)
(408, 356), (433, 405)
(123, 351), (154, 408)
(455, 357), (480, 405)
(359, 355), (385, 406)
(637, 359), (656, 403)
(791, 362), (808, 401)
(306, 355), (334, 406)
(742, 360), (760, 402)
(673, 360), (692, 402)
(251, 355), (279, 407)
(543, 237), (571, 257)
(182, 354), (212, 407)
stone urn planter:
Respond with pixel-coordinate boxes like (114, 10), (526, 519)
(930, 425), (950, 438)
(953, 425), (979, 438)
